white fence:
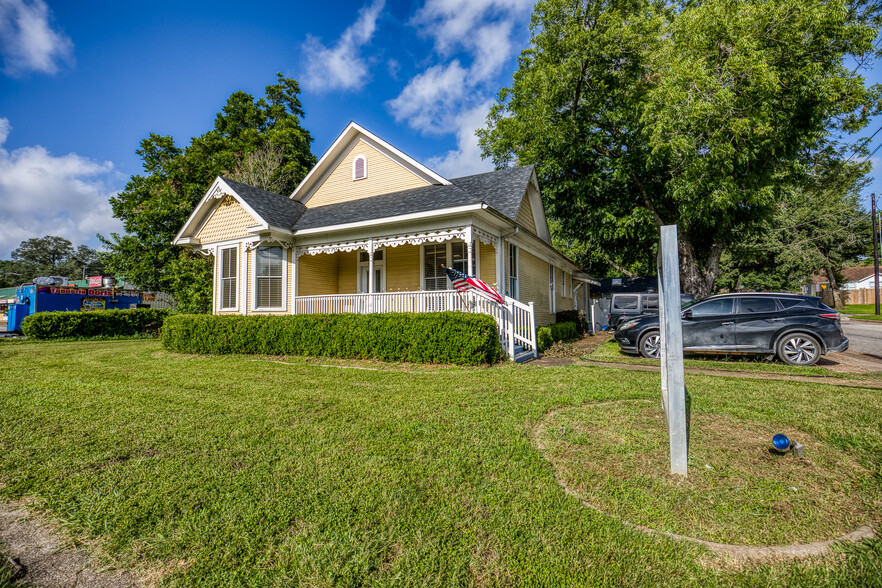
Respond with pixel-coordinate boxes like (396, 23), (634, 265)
(294, 290), (537, 360)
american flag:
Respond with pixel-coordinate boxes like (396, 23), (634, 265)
(443, 265), (505, 304)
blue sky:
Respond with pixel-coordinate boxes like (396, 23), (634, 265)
(0, 0), (879, 259)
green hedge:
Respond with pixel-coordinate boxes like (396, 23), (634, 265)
(21, 308), (169, 340)
(555, 310), (588, 334)
(537, 321), (579, 352)
(162, 312), (503, 365)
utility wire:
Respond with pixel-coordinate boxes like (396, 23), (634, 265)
(749, 212), (871, 251)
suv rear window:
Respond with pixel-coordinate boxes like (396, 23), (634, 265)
(613, 295), (638, 310)
(779, 297), (829, 310)
(739, 297), (778, 313)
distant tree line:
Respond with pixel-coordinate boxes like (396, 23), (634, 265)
(0, 235), (104, 289)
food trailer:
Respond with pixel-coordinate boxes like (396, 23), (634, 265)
(6, 282), (143, 333)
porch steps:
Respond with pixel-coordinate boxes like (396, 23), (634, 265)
(506, 342), (534, 363)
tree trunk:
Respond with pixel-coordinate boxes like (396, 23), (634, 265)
(824, 267), (841, 309)
(677, 235), (723, 298)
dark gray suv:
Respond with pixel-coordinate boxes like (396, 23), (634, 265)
(613, 293), (848, 366)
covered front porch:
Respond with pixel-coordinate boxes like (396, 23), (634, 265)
(288, 227), (537, 360)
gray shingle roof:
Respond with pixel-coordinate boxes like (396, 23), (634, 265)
(293, 165), (535, 230)
(449, 166), (534, 221)
(221, 177), (306, 229)
(221, 166), (535, 233)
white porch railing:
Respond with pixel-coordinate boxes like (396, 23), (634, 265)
(293, 290), (537, 361)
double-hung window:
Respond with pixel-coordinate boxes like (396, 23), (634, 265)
(423, 241), (476, 291)
(255, 246), (284, 309)
(507, 244), (518, 299)
(549, 264), (556, 313)
(219, 246), (237, 310)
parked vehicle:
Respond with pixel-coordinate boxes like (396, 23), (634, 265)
(613, 293), (848, 366)
(607, 292), (694, 330)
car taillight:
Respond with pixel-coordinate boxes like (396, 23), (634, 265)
(819, 313), (839, 320)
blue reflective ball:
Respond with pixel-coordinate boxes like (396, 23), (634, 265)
(772, 434), (791, 452)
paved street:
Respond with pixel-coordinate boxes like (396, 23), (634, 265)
(823, 318), (882, 372)
(841, 319), (882, 357)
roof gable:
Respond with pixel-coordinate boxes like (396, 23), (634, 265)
(305, 139), (432, 208)
(173, 177), (304, 245)
(290, 122), (450, 205)
(196, 195), (256, 242)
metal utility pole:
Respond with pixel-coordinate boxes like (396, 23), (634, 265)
(658, 225), (687, 477)
(873, 193), (880, 316)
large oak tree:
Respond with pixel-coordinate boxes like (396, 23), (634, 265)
(479, 0), (881, 296)
(100, 74), (315, 312)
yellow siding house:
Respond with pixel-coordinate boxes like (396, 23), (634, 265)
(174, 122), (597, 360)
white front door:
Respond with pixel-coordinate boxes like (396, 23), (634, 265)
(358, 249), (385, 293)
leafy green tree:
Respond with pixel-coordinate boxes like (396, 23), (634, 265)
(718, 151), (873, 305)
(479, 0), (881, 296)
(12, 236), (74, 269)
(100, 74), (315, 313)
(2, 236), (104, 286)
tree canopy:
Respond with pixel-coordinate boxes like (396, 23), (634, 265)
(479, 0), (882, 296)
(717, 149), (873, 302)
(100, 74), (315, 313)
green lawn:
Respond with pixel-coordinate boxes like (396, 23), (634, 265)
(0, 340), (880, 586)
(844, 304), (882, 320)
(588, 340), (839, 377)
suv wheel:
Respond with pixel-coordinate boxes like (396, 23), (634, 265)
(777, 333), (821, 366)
(638, 330), (661, 359)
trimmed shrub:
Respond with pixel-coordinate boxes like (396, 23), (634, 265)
(537, 321), (579, 352)
(22, 308), (169, 340)
(162, 312), (503, 366)
(555, 310), (588, 334)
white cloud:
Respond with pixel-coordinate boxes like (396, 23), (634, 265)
(386, 61), (470, 134)
(0, 118), (122, 258)
(384, 0), (532, 177)
(426, 101), (495, 178)
(412, 0), (533, 55)
(301, 0), (385, 93)
(0, 0), (73, 76)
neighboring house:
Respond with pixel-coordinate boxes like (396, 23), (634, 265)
(840, 266), (881, 291)
(173, 122), (597, 360)
(809, 266), (880, 306)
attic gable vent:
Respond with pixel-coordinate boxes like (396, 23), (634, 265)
(353, 154), (367, 180)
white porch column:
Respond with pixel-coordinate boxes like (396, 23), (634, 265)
(368, 239), (375, 294)
(291, 246), (298, 314)
(367, 239), (375, 314)
(465, 227), (474, 276)
(496, 237), (505, 296)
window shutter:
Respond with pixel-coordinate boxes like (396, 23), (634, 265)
(353, 156), (366, 180)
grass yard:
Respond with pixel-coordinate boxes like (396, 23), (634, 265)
(587, 340), (839, 377)
(844, 304), (882, 320)
(0, 340), (881, 586)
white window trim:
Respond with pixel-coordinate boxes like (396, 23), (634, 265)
(508, 244), (519, 300)
(251, 245), (288, 311)
(219, 245), (238, 311)
(421, 240), (476, 291)
(352, 154), (367, 181)
(549, 264), (556, 314)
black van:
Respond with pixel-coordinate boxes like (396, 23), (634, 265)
(607, 292), (693, 330)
